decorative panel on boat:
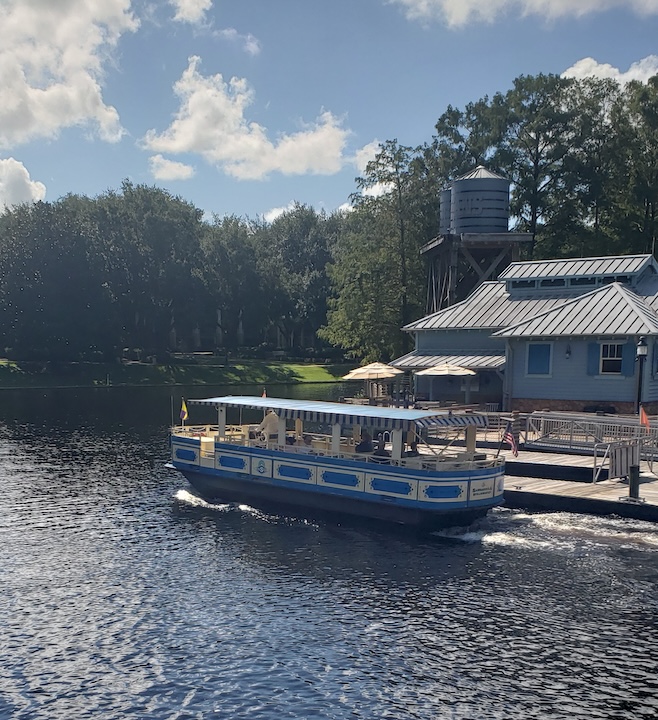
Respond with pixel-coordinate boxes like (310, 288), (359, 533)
(422, 484), (464, 499)
(318, 467), (365, 491)
(215, 451), (250, 474)
(250, 456), (273, 479)
(469, 479), (494, 501)
(365, 474), (418, 499)
(273, 461), (317, 485)
(173, 445), (198, 464)
(418, 480), (468, 504)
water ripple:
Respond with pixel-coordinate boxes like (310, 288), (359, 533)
(1, 413), (657, 719)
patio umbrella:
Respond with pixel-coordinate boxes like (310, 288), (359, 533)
(342, 362), (404, 381)
(415, 364), (476, 376)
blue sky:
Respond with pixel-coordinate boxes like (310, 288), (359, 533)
(2, 0), (658, 221)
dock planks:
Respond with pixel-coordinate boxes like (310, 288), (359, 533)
(498, 446), (658, 521)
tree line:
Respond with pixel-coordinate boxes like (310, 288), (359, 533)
(1, 73), (656, 363)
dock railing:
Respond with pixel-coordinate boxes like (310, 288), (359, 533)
(523, 412), (658, 454)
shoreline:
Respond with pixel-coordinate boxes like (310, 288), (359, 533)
(0, 359), (352, 391)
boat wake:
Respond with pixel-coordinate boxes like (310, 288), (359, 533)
(174, 489), (317, 527)
(432, 508), (658, 553)
(174, 488), (231, 510)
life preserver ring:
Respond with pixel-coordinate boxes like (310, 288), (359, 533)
(259, 431), (267, 442)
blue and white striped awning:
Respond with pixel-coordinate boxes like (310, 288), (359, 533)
(189, 396), (488, 431)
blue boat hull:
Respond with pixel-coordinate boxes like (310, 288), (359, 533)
(170, 437), (504, 530)
(177, 465), (494, 529)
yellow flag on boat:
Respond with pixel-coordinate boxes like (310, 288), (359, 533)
(180, 399), (188, 422)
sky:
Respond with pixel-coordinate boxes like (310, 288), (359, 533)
(2, 0), (658, 223)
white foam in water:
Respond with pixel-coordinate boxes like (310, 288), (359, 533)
(431, 527), (488, 543)
(174, 489), (230, 510)
(481, 509), (658, 553)
(175, 491), (316, 527)
(430, 508), (658, 555)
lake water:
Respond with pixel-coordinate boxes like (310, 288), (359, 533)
(1, 385), (657, 719)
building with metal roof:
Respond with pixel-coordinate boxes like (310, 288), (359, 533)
(392, 253), (658, 414)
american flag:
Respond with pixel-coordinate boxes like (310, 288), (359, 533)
(503, 422), (518, 457)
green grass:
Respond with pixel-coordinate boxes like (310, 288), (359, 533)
(0, 358), (352, 389)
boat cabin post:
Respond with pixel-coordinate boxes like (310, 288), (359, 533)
(277, 416), (286, 445)
(217, 405), (226, 438)
(465, 425), (477, 455)
(391, 428), (403, 460)
(331, 423), (341, 453)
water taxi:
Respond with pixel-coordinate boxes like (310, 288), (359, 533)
(169, 396), (505, 529)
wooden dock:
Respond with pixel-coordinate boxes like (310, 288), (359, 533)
(497, 446), (658, 522)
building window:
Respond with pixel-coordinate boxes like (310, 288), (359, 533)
(600, 343), (623, 374)
(527, 343), (552, 376)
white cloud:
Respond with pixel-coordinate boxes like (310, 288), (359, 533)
(262, 202), (297, 223)
(353, 140), (381, 174)
(149, 154), (196, 181)
(0, 0), (138, 149)
(562, 55), (658, 84)
(142, 56), (351, 181)
(170, 0), (212, 24)
(389, 0), (658, 27)
(0, 158), (46, 211)
(350, 140), (393, 198)
(216, 28), (261, 56)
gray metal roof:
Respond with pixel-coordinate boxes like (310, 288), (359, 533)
(493, 283), (658, 338)
(499, 254), (655, 281)
(404, 281), (582, 331)
(391, 352), (505, 370)
(456, 165), (507, 181)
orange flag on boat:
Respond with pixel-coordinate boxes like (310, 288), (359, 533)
(262, 388), (267, 398)
(640, 405), (650, 430)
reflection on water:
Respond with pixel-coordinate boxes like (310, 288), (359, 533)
(0, 386), (657, 719)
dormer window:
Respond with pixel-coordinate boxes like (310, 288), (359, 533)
(539, 278), (565, 288)
(570, 277), (596, 287)
(510, 280), (536, 290)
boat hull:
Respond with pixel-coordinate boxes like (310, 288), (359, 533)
(170, 437), (504, 530)
(177, 466), (493, 529)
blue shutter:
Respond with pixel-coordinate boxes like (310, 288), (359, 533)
(621, 342), (635, 377)
(587, 343), (599, 376)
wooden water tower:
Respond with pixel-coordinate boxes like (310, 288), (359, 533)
(422, 166), (532, 313)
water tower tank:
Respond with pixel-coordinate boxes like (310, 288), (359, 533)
(450, 166), (509, 234)
(439, 189), (452, 234)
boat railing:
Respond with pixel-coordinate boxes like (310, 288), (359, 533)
(172, 425), (503, 471)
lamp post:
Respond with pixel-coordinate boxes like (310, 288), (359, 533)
(636, 336), (648, 413)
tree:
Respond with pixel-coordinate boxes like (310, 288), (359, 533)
(622, 75), (658, 255)
(0, 198), (113, 360)
(251, 204), (338, 350)
(93, 181), (206, 356)
(496, 74), (574, 256)
(201, 214), (264, 349)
